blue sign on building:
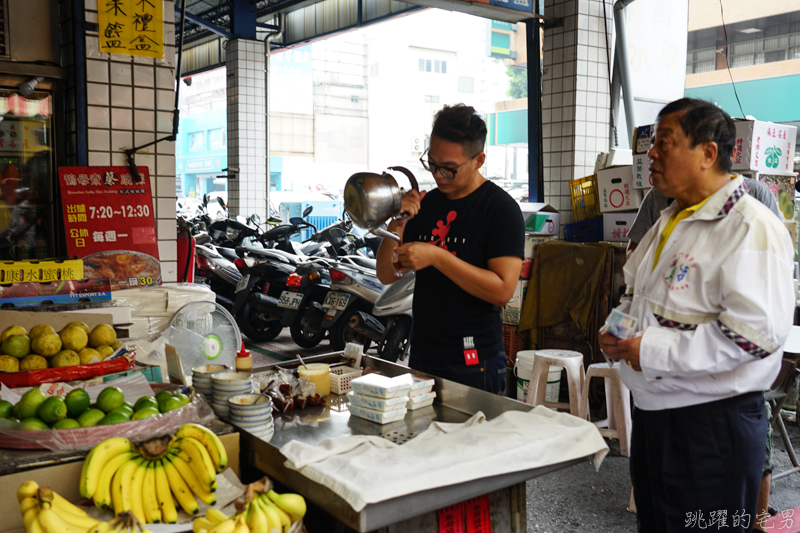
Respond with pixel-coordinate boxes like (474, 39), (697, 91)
(489, 0), (532, 13)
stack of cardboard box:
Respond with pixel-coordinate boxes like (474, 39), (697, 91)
(596, 147), (643, 243)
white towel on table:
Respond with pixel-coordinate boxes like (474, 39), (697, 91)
(280, 406), (609, 511)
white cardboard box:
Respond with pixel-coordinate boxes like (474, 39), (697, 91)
(732, 120), (797, 175)
(603, 212), (638, 242)
(519, 203), (560, 235)
(597, 166), (644, 213)
(632, 154), (653, 189)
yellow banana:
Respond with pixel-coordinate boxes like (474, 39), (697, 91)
(23, 507), (40, 530)
(261, 499), (290, 533)
(266, 490), (306, 523)
(207, 518), (236, 533)
(173, 438), (216, 490)
(86, 521), (110, 533)
(161, 456), (199, 515)
(232, 514), (249, 533)
(114, 457), (143, 515)
(52, 492), (90, 519)
(80, 438), (134, 499)
(193, 518), (216, 533)
(246, 500), (269, 533)
(175, 424), (228, 473)
(27, 515), (45, 533)
(93, 452), (139, 510)
(165, 454), (216, 506)
(38, 505), (75, 533)
(20, 496), (39, 515)
(205, 509), (229, 525)
(254, 499), (281, 533)
(130, 460), (148, 524)
(154, 460), (178, 524)
(52, 507), (99, 531)
(142, 462), (161, 524)
(18, 482), (40, 503)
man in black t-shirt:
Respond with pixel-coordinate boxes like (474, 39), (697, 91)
(376, 104), (525, 394)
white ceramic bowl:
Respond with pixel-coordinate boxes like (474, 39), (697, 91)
(230, 405), (272, 418)
(228, 411), (273, 424)
(213, 383), (254, 394)
(212, 371), (252, 384)
(228, 394), (272, 408)
(231, 418), (273, 429)
(194, 364), (231, 375)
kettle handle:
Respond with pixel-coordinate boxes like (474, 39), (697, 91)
(387, 166), (419, 192)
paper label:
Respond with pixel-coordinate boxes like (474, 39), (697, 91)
(465, 495), (492, 533)
(438, 502), (466, 533)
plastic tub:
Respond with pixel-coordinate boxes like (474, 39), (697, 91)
(347, 404), (407, 425)
(346, 391), (408, 412)
(349, 373), (413, 399)
(297, 363), (331, 396)
(514, 350), (561, 403)
(410, 375), (435, 396)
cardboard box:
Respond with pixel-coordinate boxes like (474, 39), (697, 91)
(102, 365), (163, 383)
(0, 432), (240, 533)
(0, 279), (111, 308)
(732, 120), (797, 174)
(758, 173), (797, 221)
(519, 203), (560, 235)
(632, 124), (654, 154)
(0, 259), (84, 284)
(603, 213), (638, 242)
(520, 235), (555, 280)
(632, 154), (653, 189)
(502, 279), (528, 325)
(597, 166), (644, 213)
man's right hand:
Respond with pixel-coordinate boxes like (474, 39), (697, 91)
(390, 189), (425, 231)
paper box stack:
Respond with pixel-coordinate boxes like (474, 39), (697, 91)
(595, 146), (643, 243)
(347, 373), (436, 424)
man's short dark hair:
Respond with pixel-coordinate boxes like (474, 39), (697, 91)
(431, 104), (487, 157)
(657, 98), (736, 174)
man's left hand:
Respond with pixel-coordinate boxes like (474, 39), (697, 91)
(394, 242), (443, 272)
(599, 329), (642, 371)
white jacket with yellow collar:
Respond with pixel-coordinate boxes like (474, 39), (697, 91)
(618, 175), (794, 411)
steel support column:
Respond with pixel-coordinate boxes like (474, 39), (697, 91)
(526, 17), (543, 203)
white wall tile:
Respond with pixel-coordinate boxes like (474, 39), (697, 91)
(110, 63), (132, 85)
(87, 106), (110, 129)
(111, 108), (133, 130)
(87, 128), (109, 151)
(158, 240), (177, 261)
(87, 60), (108, 83)
(87, 83), (109, 106)
(111, 86), (132, 107)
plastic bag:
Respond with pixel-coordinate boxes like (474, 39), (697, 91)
(0, 384), (216, 451)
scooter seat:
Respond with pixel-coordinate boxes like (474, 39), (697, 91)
(217, 247), (239, 261)
(246, 247), (298, 264)
(347, 256), (377, 270)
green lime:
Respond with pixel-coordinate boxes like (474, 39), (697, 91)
(20, 417), (49, 430)
(131, 407), (159, 420)
(0, 400), (13, 419)
(122, 401), (134, 410)
(65, 389), (91, 418)
(96, 386), (125, 413)
(19, 389), (47, 419)
(155, 390), (173, 406)
(37, 396), (67, 424)
(109, 405), (134, 419)
(159, 396), (184, 413)
(77, 408), (105, 427)
(134, 396), (159, 412)
(52, 418), (80, 429)
(98, 412), (130, 425)
(173, 393), (191, 407)
(11, 404), (20, 420)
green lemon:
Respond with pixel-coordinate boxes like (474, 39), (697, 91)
(20, 417), (49, 430)
(96, 386), (125, 413)
(77, 408), (106, 427)
(109, 405), (134, 419)
(173, 393), (191, 407)
(134, 396), (159, 412)
(65, 389), (91, 418)
(98, 413), (130, 425)
(19, 388), (47, 419)
(122, 401), (134, 410)
(155, 391), (173, 406)
(159, 396), (184, 413)
(131, 407), (159, 420)
(11, 404), (20, 420)
(37, 396), (67, 424)
(0, 400), (13, 419)
(52, 418), (81, 429)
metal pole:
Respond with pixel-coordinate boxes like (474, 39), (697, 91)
(610, 59), (621, 149)
(526, 18), (543, 203)
(614, 1), (637, 147)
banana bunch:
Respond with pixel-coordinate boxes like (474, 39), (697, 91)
(17, 481), (100, 533)
(87, 512), (154, 533)
(192, 490), (306, 533)
(79, 424), (228, 524)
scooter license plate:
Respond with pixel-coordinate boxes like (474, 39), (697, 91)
(235, 274), (250, 293)
(277, 291), (304, 309)
(323, 291), (350, 310)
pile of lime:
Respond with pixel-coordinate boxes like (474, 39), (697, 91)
(0, 387), (191, 430)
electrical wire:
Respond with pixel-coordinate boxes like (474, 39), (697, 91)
(601, 0), (618, 147)
(719, 0), (746, 118)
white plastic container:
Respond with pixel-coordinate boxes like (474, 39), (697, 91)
(347, 391), (408, 411)
(347, 403), (408, 424)
(407, 391), (436, 410)
(514, 350), (561, 403)
(409, 375), (435, 396)
(349, 373), (413, 399)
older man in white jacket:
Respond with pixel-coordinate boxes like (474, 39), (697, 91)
(600, 98), (794, 533)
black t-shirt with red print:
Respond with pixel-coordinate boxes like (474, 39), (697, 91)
(403, 180), (525, 365)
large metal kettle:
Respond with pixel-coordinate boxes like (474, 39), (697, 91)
(343, 166), (418, 242)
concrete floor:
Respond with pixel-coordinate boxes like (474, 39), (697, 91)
(245, 330), (800, 532)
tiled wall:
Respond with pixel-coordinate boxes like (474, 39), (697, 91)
(543, 0), (612, 229)
(69, 0), (178, 281)
(226, 39), (268, 221)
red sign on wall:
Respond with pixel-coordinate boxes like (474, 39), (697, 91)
(58, 166), (161, 290)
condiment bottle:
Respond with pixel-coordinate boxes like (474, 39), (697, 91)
(235, 341), (252, 373)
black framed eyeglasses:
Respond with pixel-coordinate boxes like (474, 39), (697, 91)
(419, 148), (481, 180)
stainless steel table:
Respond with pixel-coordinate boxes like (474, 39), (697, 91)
(240, 353), (590, 532)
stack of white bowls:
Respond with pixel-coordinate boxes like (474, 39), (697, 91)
(192, 365), (230, 399)
(211, 372), (253, 418)
(228, 394), (274, 441)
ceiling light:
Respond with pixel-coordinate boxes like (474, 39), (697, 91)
(739, 28), (762, 34)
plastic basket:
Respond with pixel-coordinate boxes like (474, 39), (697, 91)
(565, 217), (604, 243)
(503, 324), (527, 368)
(330, 366), (363, 394)
(570, 175), (601, 222)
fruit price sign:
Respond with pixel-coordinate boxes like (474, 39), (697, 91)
(58, 166), (160, 291)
